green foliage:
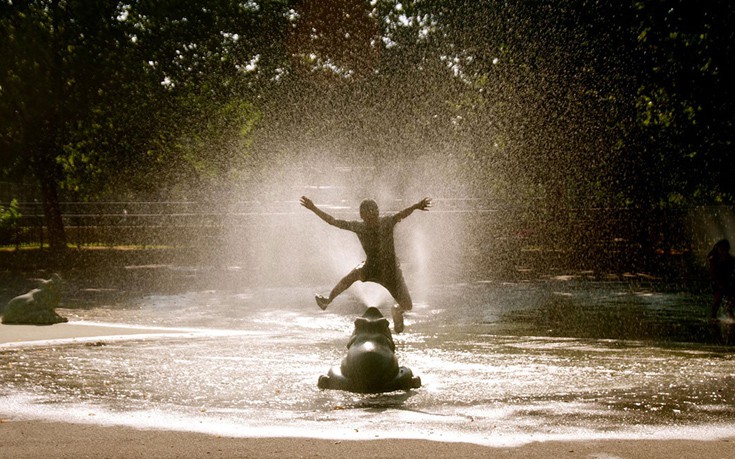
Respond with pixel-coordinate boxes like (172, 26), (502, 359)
(1, 0), (272, 199)
(0, 198), (21, 245)
(1, 0), (734, 215)
(0, 199), (21, 229)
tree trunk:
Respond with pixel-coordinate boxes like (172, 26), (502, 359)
(38, 170), (66, 252)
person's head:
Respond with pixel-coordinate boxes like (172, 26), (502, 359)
(714, 239), (731, 254)
(359, 199), (379, 223)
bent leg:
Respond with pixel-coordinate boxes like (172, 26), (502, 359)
(385, 270), (412, 333)
(390, 270), (413, 312)
(725, 296), (735, 319)
(712, 291), (724, 319)
(328, 266), (364, 302)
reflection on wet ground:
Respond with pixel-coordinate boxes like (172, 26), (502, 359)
(1, 275), (734, 446)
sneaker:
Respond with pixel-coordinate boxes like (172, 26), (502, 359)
(392, 305), (404, 333)
(315, 294), (330, 310)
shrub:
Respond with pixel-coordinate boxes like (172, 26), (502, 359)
(0, 199), (21, 245)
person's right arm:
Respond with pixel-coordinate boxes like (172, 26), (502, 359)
(300, 196), (338, 225)
(301, 196), (363, 233)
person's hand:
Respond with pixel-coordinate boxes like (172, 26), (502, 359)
(416, 197), (432, 211)
(300, 196), (316, 210)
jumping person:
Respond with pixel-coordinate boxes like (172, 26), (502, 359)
(300, 196), (431, 333)
(707, 239), (735, 320)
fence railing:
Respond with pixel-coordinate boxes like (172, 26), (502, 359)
(2, 200), (733, 275)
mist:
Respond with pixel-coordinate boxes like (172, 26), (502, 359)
(215, 146), (472, 311)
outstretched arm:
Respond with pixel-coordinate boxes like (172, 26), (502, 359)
(394, 197), (432, 222)
(300, 196), (338, 226)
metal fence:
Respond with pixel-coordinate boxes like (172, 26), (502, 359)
(3, 201), (248, 248)
(2, 199), (734, 275)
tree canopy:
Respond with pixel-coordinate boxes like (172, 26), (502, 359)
(1, 0), (734, 248)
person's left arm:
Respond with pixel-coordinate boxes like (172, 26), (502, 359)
(393, 197), (432, 222)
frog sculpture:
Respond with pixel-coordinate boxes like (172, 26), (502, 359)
(317, 307), (421, 393)
(2, 274), (67, 325)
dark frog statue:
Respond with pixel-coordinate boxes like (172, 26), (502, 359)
(318, 307), (421, 393)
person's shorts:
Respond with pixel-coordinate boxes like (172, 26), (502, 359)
(354, 262), (412, 308)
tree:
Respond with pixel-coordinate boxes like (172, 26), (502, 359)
(2, 0), (734, 247)
(0, 0), (275, 248)
(626, 0), (735, 205)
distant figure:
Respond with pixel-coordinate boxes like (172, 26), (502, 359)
(707, 239), (735, 320)
(300, 195), (431, 333)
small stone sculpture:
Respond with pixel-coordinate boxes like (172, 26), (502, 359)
(318, 306), (421, 393)
(2, 274), (67, 325)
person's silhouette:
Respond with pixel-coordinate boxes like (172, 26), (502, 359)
(707, 239), (735, 320)
(300, 196), (431, 332)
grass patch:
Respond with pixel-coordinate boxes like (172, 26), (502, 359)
(0, 243), (175, 252)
